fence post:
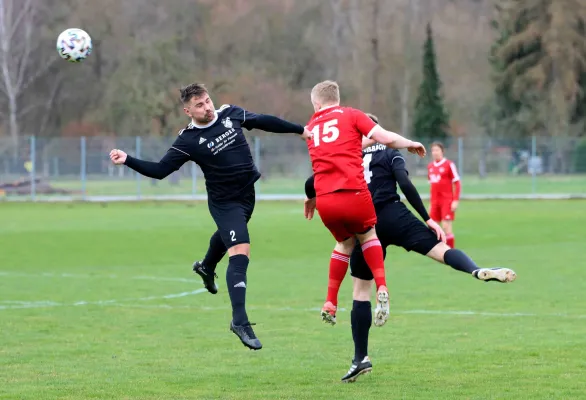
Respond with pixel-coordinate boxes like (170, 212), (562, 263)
(135, 136), (141, 199)
(254, 136), (261, 196)
(531, 135), (537, 195)
(80, 136), (87, 200)
(457, 137), (463, 180)
(30, 136), (36, 201)
(191, 162), (197, 198)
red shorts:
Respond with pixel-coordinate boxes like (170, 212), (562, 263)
(430, 200), (456, 222)
(316, 189), (377, 242)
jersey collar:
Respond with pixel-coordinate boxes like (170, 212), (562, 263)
(312, 104), (340, 117)
(188, 111), (219, 129)
(433, 158), (447, 167)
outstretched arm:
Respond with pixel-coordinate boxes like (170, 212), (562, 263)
(242, 113), (306, 134)
(368, 125), (426, 157)
(110, 145), (189, 180)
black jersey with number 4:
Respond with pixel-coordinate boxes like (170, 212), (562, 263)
(362, 143), (406, 209)
(125, 104), (303, 203)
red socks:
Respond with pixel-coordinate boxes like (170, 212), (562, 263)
(361, 239), (387, 289)
(446, 234), (455, 248)
(326, 240), (388, 306)
(326, 251), (349, 306)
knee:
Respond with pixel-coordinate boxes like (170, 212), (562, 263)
(356, 228), (377, 244)
(228, 243), (250, 258)
(442, 221), (453, 234)
(353, 278), (373, 301)
(426, 242), (449, 263)
(334, 238), (355, 255)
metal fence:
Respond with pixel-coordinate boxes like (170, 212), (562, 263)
(1, 134), (585, 201)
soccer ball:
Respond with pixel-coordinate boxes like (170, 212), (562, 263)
(56, 28), (92, 62)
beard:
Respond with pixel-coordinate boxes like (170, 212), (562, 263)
(194, 111), (214, 124)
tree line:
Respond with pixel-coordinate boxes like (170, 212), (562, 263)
(1, 0), (585, 172)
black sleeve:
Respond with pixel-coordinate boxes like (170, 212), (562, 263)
(390, 155), (431, 221)
(304, 175), (316, 199)
(242, 113), (304, 134)
(124, 136), (190, 180)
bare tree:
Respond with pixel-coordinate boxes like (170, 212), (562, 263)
(400, 0), (420, 137)
(370, 0), (382, 113)
(0, 0), (57, 154)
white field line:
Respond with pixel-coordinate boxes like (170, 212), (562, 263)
(1, 271), (584, 319)
(108, 305), (586, 319)
(0, 270), (197, 283)
(0, 270), (208, 310)
(0, 288), (209, 310)
(3, 299), (583, 320)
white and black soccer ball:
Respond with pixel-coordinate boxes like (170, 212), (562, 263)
(56, 28), (92, 63)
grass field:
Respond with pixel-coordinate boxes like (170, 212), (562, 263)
(1, 200), (586, 399)
(45, 174), (586, 195)
(4, 173), (586, 198)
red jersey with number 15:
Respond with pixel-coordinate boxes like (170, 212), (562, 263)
(306, 106), (377, 196)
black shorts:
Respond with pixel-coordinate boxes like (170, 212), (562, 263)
(350, 202), (440, 280)
(208, 186), (256, 248)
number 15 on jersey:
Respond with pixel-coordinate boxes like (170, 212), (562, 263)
(310, 119), (339, 147)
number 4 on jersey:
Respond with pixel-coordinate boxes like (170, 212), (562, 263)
(311, 119), (339, 146)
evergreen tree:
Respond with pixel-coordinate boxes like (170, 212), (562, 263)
(481, 7), (528, 140)
(412, 23), (450, 141)
(490, 0), (586, 137)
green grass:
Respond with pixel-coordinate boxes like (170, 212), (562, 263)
(1, 200), (586, 399)
(4, 174), (586, 197)
(48, 174), (586, 195)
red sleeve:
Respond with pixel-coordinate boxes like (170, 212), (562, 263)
(449, 162), (460, 181)
(352, 109), (377, 137)
(449, 162), (461, 200)
(453, 180), (461, 201)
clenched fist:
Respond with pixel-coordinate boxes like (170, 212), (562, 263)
(407, 142), (426, 158)
(109, 149), (127, 165)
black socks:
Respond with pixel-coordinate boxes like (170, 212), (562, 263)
(226, 254), (250, 326)
(351, 300), (372, 362)
(444, 249), (479, 274)
(202, 230), (227, 273)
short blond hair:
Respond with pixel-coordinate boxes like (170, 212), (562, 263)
(311, 80), (340, 105)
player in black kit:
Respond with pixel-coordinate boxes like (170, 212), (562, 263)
(110, 83), (312, 351)
(303, 113), (516, 382)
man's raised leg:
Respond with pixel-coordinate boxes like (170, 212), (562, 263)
(426, 243), (516, 283)
(193, 230), (226, 294)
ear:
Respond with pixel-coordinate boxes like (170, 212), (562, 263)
(183, 107), (190, 117)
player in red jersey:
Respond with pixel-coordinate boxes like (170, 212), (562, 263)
(305, 80), (426, 327)
(428, 142), (461, 248)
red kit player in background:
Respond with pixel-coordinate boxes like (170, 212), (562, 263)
(305, 80), (426, 327)
(428, 142), (461, 248)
